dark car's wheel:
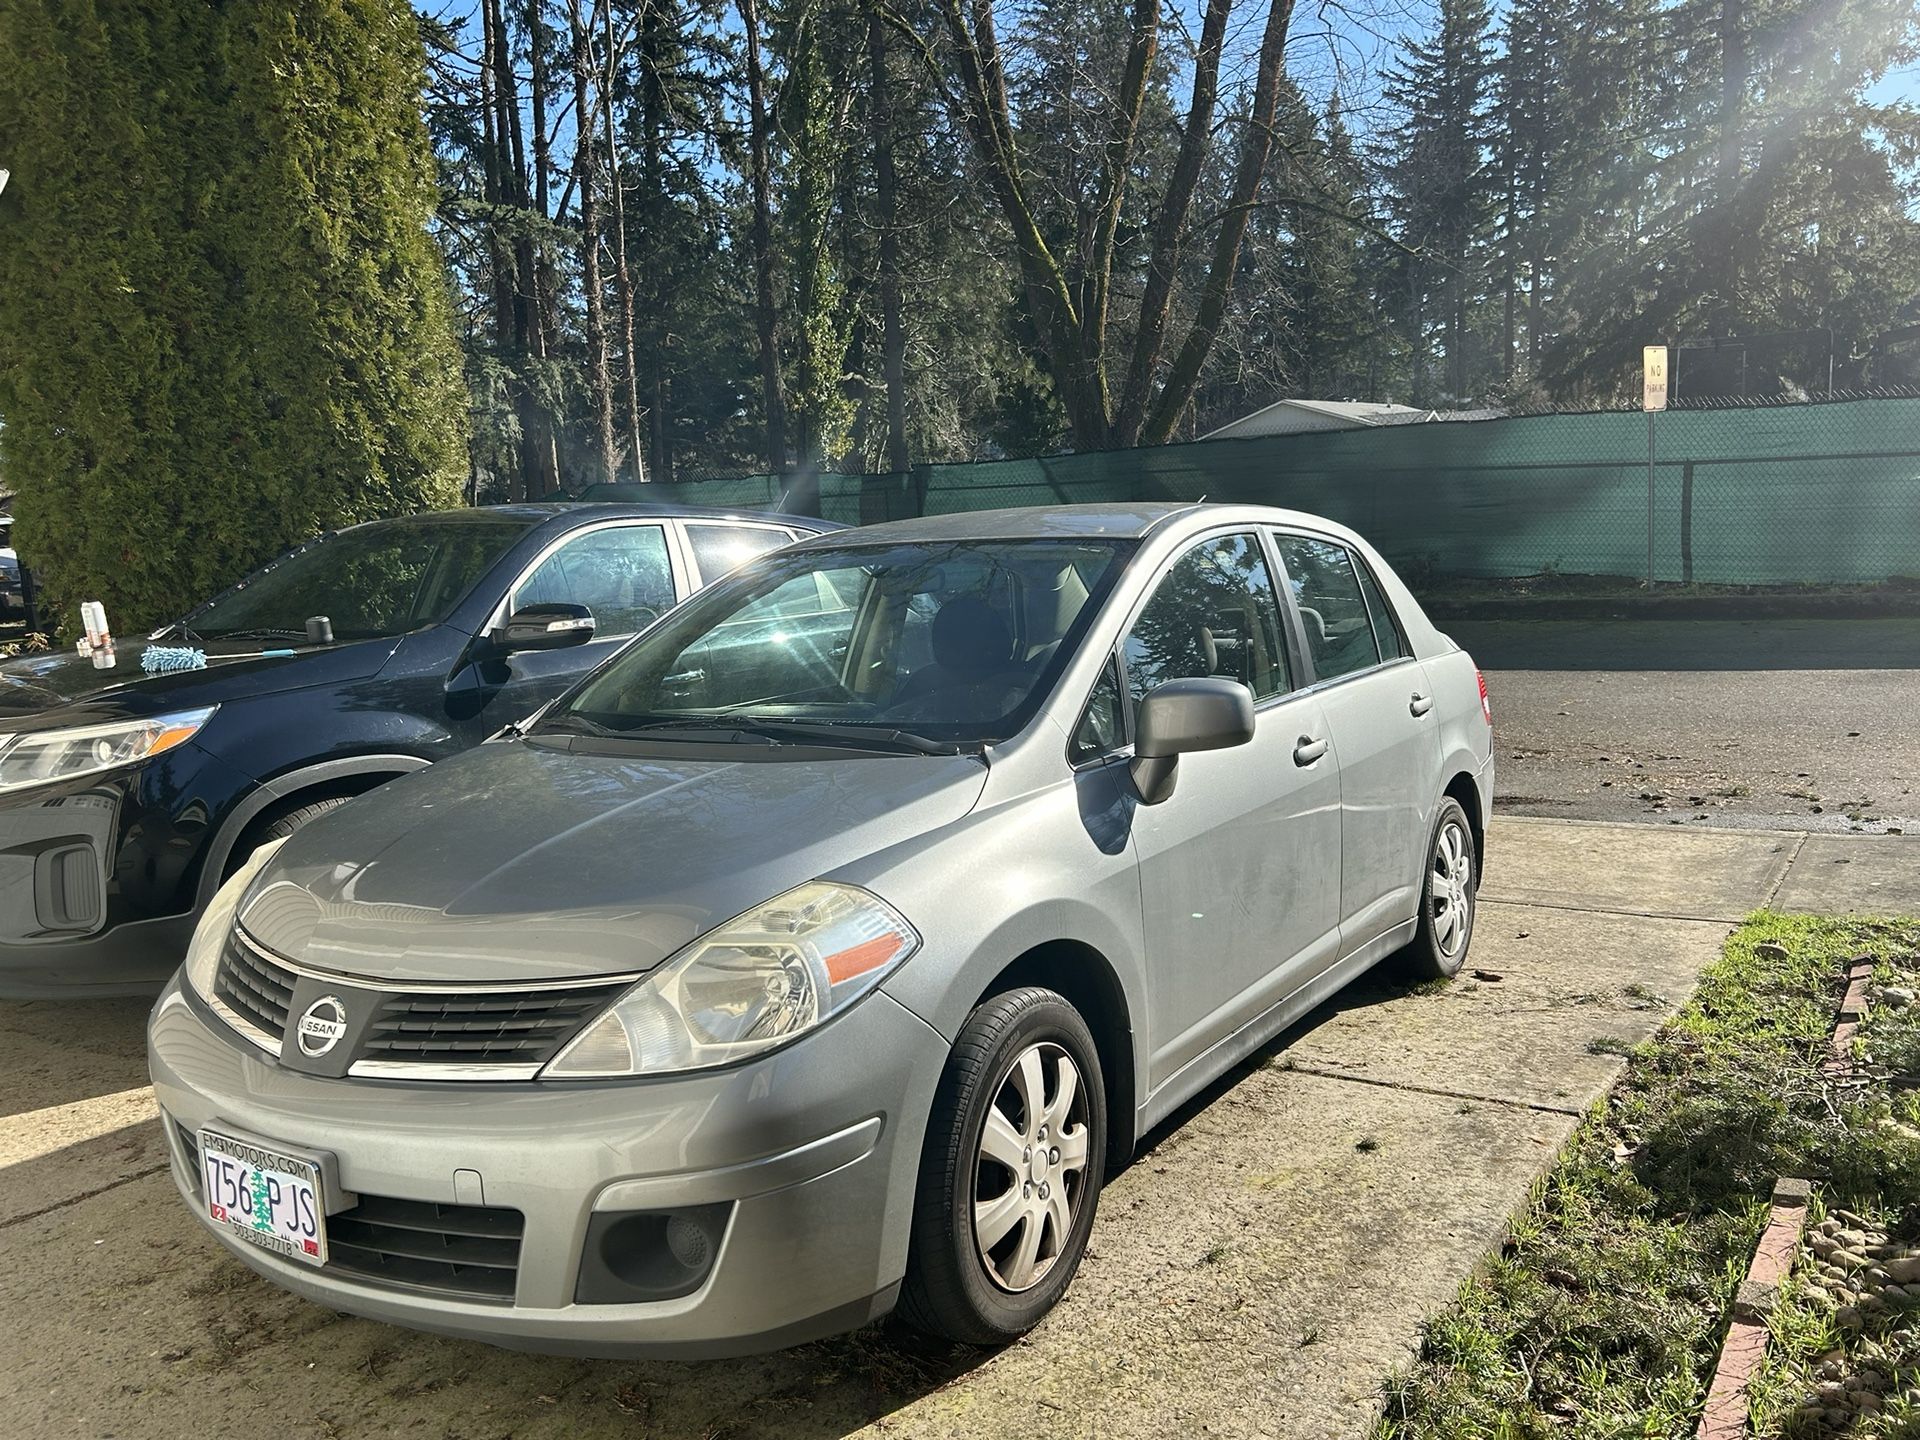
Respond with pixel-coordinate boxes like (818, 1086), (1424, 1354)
(224, 795), (355, 881)
(1398, 796), (1478, 981)
(899, 986), (1106, 1346)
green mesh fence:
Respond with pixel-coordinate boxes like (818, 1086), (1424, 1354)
(637, 396), (1920, 586)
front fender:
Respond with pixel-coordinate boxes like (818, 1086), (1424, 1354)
(851, 765), (1148, 1116)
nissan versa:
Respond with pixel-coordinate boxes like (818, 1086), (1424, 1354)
(0, 503), (833, 998)
(149, 503), (1494, 1356)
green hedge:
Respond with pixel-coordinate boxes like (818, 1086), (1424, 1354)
(0, 0), (465, 633)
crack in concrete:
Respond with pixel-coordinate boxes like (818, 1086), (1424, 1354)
(1761, 832), (1811, 909)
(1280, 1061), (1592, 1117)
(0, 1163), (169, 1231)
(1479, 894), (1746, 925)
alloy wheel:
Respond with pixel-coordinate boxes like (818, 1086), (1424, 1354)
(1431, 817), (1473, 959)
(972, 1041), (1092, 1292)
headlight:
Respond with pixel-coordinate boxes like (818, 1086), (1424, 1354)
(182, 836), (289, 1003)
(0, 706), (216, 793)
(544, 881), (919, 1078)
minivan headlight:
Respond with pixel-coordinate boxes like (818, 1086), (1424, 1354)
(182, 836), (289, 1004)
(0, 706), (216, 793)
(543, 881), (919, 1078)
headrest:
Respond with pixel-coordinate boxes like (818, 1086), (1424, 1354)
(931, 596), (1016, 679)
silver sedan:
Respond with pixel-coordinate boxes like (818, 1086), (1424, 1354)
(149, 503), (1493, 1356)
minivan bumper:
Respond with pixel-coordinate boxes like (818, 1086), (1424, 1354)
(147, 977), (949, 1358)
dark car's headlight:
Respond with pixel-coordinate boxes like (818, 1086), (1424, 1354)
(0, 706), (217, 793)
(543, 881), (919, 1078)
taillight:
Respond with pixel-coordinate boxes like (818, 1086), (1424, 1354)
(1477, 669), (1492, 726)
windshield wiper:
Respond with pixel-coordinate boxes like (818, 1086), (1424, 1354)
(202, 627), (309, 642)
(594, 714), (962, 755)
(718, 720), (962, 755)
(534, 713), (617, 739)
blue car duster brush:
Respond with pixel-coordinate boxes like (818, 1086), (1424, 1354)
(141, 646), (207, 674)
(140, 645), (297, 675)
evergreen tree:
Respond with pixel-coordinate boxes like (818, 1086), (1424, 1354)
(1377, 0), (1497, 405)
(1538, 0), (1920, 398)
(0, 0), (465, 630)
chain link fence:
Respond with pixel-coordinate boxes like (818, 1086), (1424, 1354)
(632, 393), (1920, 588)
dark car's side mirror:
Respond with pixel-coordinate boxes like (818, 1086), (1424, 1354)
(1129, 676), (1256, 805)
(491, 602), (596, 655)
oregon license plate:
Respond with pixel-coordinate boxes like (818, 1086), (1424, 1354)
(198, 1129), (327, 1266)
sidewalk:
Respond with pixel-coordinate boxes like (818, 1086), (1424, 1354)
(1, 819), (1915, 1440)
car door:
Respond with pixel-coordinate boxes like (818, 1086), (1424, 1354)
(1269, 532), (1440, 952)
(443, 521), (683, 742)
(1110, 530), (1343, 1095)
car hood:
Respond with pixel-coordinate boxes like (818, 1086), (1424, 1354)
(0, 639), (394, 729)
(237, 738), (991, 984)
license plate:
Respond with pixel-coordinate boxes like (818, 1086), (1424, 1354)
(197, 1128), (327, 1266)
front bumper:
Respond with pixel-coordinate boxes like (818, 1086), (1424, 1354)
(0, 742), (256, 999)
(148, 977), (949, 1358)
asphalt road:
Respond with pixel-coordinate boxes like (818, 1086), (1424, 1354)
(1453, 618), (1920, 833)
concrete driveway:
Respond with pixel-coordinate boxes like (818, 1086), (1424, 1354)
(3, 819), (1916, 1440)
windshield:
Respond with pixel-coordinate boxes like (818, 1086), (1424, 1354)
(545, 537), (1134, 744)
(178, 515), (532, 642)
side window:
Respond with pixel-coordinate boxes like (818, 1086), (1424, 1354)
(1122, 533), (1289, 705)
(1272, 534), (1381, 682)
(1070, 657), (1127, 763)
(1353, 558), (1407, 662)
(512, 525), (675, 637)
(685, 524), (791, 584)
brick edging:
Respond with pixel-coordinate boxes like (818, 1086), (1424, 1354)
(1696, 1177), (1814, 1440)
(1825, 958), (1876, 1078)
(1695, 953), (1877, 1438)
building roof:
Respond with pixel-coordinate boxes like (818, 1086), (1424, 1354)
(1200, 398), (1435, 440)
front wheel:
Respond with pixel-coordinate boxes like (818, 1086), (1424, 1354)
(1398, 797), (1478, 981)
(898, 987), (1106, 1346)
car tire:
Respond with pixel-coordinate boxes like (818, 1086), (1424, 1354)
(1397, 796), (1478, 981)
(227, 796), (356, 879)
(898, 986), (1107, 1346)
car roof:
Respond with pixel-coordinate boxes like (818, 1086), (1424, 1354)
(786, 502), (1203, 547)
(782, 501), (1369, 548)
(385, 504), (840, 530)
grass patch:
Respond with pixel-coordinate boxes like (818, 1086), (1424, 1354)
(1375, 913), (1920, 1440)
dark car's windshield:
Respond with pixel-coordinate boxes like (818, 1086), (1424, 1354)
(544, 537), (1134, 744)
(177, 514), (533, 642)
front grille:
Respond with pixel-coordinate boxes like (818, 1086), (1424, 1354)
(212, 927), (627, 1075)
(214, 933), (296, 1038)
(327, 1195), (524, 1302)
(360, 985), (626, 1068)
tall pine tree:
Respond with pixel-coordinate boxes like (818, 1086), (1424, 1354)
(1378, 0), (1497, 405)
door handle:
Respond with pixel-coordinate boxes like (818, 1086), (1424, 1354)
(663, 668), (706, 687)
(1293, 736), (1328, 766)
(1409, 692), (1434, 717)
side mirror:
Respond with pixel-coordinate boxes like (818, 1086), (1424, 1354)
(491, 602), (596, 654)
(1129, 676), (1255, 805)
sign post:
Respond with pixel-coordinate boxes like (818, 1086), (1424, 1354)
(1643, 346), (1668, 587)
